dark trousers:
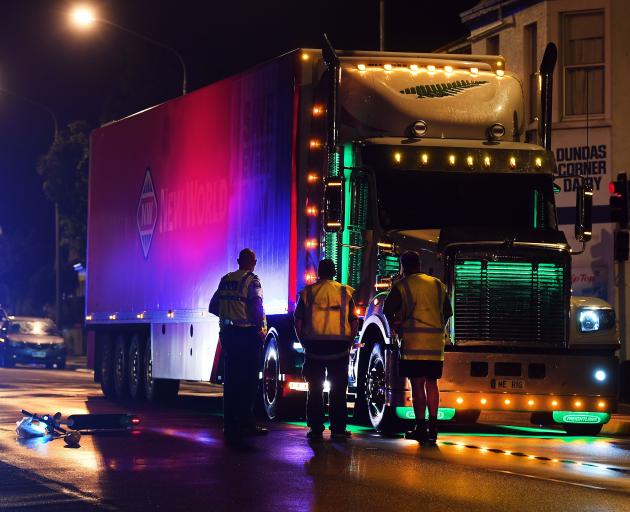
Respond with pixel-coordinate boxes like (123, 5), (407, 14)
(221, 326), (262, 433)
(302, 351), (349, 433)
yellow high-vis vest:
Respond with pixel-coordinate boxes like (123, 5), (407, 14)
(299, 280), (355, 341)
(393, 273), (448, 361)
(217, 270), (258, 327)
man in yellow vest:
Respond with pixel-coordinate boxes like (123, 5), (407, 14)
(294, 259), (358, 440)
(384, 251), (452, 444)
(209, 248), (268, 440)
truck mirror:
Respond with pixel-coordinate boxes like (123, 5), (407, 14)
(323, 176), (344, 232)
(575, 185), (593, 242)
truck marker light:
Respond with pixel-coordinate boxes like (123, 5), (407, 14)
(108, 314), (117, 321)
(504, 399), (511, 405)
(357, 64), (366, 71)
(483, 156), (491, 169)
(496, 69), (505, 77)
(466, 155), (474, 168)
(85, 315), (93, 321)
(305, 239), (318, 249)
(307, 172), (319, 183)
(167, 310), (174, 319)
(375, 282), (391, 290)
(594, 370), (606, 382)
(427, 65), (436, 73)
(136, 313), (144, 320)
(480, 398), (487, 405)
(409, 64), (419, 72)
(448, 154), (456, 166)
(470, 67), (479, 75)
(456, 397), (464, 404)
(377, 242), (394, 249)
(528, 399), (535, 406)
(444, 65), (453, 74)
(552, 400), (559, 408)
(535, 157), (543, 168)
(306, 206), (318, 216)
(309, 139), (322, 150)
(597, 401), (606, 408)
(312, 105), (324, 116)
(323, 380), (331, 392)
(301, 53), (310, 61)
(393, 152), (402, 164)
(574, 400), (582, 408)
(420, 153), (429, 166)
(496, 61), (503, 67)
(509, 156), (517, 169)
(326, 222), (342, 228)
(305, 272), (317, 283)
(354, 307), (365, 317)
(383, 64), (393, 71)
(326, 180), (342, 187)
(288, 381), (309, 392)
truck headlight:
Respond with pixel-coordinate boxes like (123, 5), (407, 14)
(577, 308), (615, 333)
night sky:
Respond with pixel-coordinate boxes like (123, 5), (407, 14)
(0, 0), (477, 295)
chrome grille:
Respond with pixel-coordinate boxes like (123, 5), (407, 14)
(453, 259), (566, 345)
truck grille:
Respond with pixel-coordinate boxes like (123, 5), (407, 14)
(453, 259), (566, 345)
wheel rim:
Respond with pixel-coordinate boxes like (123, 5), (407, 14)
(366, 353), (386, 427)
(115, 345), (125, 388)
(145, 344), (154, 396)
(129, 343), (140, 392)
(263, 343), (278, 415)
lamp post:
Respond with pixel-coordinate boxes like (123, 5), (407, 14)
(0, 89), (61, 327)
(71, 6), (187, 95)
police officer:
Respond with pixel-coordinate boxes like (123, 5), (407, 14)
(294, 259), (358, 440)
(209, 248), (268, 440)
(384, 251), (452, 444)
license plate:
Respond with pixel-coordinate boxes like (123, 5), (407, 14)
(31, 351), (47, 358)
(491, 379), (525, 390)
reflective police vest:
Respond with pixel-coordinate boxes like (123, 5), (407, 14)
(299, 280), (355, 341)
(393, 273), (447, 361)
(217, 270), (258, 327)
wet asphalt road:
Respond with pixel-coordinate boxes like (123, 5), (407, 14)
(1, 366), (629, 512)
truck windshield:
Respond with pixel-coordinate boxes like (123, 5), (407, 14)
(375, 170), (556, 231)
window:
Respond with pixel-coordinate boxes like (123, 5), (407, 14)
(562, 10), (605, 116)
(486, 35), (500, 55)
(524, 23), (538, 123)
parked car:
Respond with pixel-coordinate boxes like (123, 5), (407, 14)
(0, 317), (66, 369)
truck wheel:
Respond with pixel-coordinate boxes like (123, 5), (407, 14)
(261, 337), (281, 420)
(127, 336), (145, 401)
(143, 340), (179, 403)
(563, 424), (603, 436)
(365, 343), (401, 434)
(113, 335), (129, 399)
(99, 337), (116, 398)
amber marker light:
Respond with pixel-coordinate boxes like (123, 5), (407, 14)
(85, 314), (93, 321)
(305, 272), (317, 283)
(420, 153), (429, 166)
(483, 156), (491, 169)
(470, 67), (479, 75)
(551, 400), (559, 408)
(306, 206), (318, 216)
(480, 398), (487, 405)
(448, 154), (456, 166)
(456, 396), (464, 405)
(409, 64), (419, 72)
(598, 401), (606, 409)
(305, 239), (318, 249)
(71, 6), (97, 28)
(301, 53), (310, 61)
(427, 64), (436, 73)
(466, 155), (474, 168)
(444, 65), (453, 74)
(575, 400), (582, 408)
(528, 399), (535, 406)
(394, 152), (402, 164)
(357, 63), (366, 71)
(535, 157), (543, 168)
(383, 63), (393, 71)
(307, 173), (319, 183)
(312, 105), (324, 116)
(309, 139), (322, 149)
(504, 398), (511, 405)
(509, 156), (517, 169)
(496, 69), (505, 77)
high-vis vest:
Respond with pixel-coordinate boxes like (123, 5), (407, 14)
(300, 280), (355, 342)
(394, 273), (447, 361)
(217, 270), (258, 327)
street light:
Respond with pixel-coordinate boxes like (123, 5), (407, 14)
(69, 5), (187, 95)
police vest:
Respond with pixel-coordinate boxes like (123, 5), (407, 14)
(217, 270), (258, 327)
(299, 280), (355, 342)
(393, 273), (447, 362)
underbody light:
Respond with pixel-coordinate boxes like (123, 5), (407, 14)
(357, 63), (366, 71)
(552, 411), (610, 425)
(409, 64), (419, 72)
(444, 65), (453, 73)
(383, 63), (392, 71)
(395, 407), (456, 421)
(427, 64), (436, 73)
(354, 307), (365, 317)
(470, 67), (479, 75)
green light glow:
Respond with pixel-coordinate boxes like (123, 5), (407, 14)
(552, 411), (611, 425)
(285, 421), (372, 434)
(340, 144), (353, 285)
(395, 407), (456, 421)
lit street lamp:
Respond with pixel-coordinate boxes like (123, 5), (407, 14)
(70, 5), (188, 95)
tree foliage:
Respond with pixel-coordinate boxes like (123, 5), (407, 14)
(37, 120), (90, 262)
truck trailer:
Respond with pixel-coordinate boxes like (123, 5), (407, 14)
(87, 42), (619, 435)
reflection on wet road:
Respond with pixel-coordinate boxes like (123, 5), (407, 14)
(0, 367), (629, 511)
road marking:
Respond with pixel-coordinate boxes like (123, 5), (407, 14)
(491, 469), (607, 490)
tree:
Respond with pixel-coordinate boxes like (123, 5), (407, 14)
(37, 120), (90, 263)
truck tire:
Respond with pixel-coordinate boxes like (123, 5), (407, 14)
(563, 424), (603, 436)
(99, 337), (116, 398)
(127, 335), (145, 401)
(113, 335), (129, 399)
(365, 343), (402, 434)
(143, 339), (179, 403)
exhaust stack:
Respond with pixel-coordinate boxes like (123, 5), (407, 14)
(539, 42), (557, 151)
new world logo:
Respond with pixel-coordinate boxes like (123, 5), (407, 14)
(137, 168), (158, 259)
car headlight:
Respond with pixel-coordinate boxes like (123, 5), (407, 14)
(577, 308), (615, 333)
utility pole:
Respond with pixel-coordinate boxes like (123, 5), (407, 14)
(379, 0), (386, 51)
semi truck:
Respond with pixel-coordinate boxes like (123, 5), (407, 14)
(87, 40), (619, 435)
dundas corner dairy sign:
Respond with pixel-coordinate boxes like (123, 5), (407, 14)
(552, 126), (613, 301)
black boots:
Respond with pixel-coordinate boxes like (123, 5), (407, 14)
(427, 416), (438, 444)
(405, 417), (438, 445)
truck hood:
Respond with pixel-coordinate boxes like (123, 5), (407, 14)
(389, 227), (569, 253)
